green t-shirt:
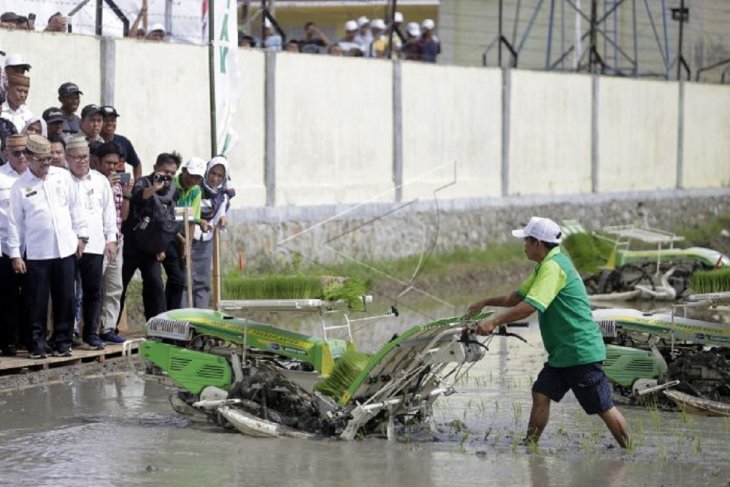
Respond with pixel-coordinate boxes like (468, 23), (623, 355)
(517, 247), (605, 367)
(174, 175), (202, 223)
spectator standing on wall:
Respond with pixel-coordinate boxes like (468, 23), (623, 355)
(120, 152), (179, 320)
(419, 19), (440, 63)
(388, 11), (405, 51)
(100, 105), (142, 179)
(2, 72), (34, 133)
(80, 104), (104, 142)
(7, 135), (89, 359)
(263, 18), (282, 51)
(165, 157), (205, 309)
(0, 134), (29, 356)
(300, 22), (329, 54)
(66, 135), (117, 350)
(401, 23), (422, 61)
(284, 40), (300, 53)
(338, 20), (362, 55)
(368, 19), (388, 58)
(43, 107), (66, 140)
(191, 156), (234, 308)
(45, 12), (67, 32)
(58, 82), (83, 135)
(147, 23), (166, 41)
(354, 16), (373, 51)
(92, 142), (132, 343)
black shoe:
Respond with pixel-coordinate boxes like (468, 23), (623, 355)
(53, 347), (72, 358)
(80, 335), (106, 350)
(2, 345), (17, 357)
(29, 349), (48, 359)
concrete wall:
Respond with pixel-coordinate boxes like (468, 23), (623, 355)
(231, 48), (267, 208)
(597, 77), (679, 192)
(111, 38), (211, 168)
(683, 83), (730, 188)
(274, 53), (394, 206)
(509, 70), (593, 196)
(2, 29), (729, 210)
(401, 63), (502, 200)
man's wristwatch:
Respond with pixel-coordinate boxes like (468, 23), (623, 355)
(79, 236), (90, 243)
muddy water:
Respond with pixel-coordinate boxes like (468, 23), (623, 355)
(1, 312), (730, 486)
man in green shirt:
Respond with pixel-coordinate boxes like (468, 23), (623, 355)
(467, 216), (629, 448)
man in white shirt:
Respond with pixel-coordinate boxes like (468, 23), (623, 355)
(1, 72), (34, 133)
(7, 134), (89, 359)
(67, 135), (117, 350)
(0, 134), (29, 356)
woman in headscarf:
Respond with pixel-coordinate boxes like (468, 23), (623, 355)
(191, 155), (234, 308)
(22, 116), (47, 137)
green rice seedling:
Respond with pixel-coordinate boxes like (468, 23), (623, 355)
(494, 399), (499, 413)
(689, 268), (730, 294)
(459, 431), (471, 451)
(314, 348), (372, 400)
(561, 233), (614, 275)
(512, 402), (523, 428)
(694, 434), (702, 455)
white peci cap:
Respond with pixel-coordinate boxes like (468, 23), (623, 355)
(393, 12), (404, 23)
(357, 16), (370, 27)
(512, 217), (563, 244)
(4, 53), (31, 69)
(422, 18), (435, 30)
(182, 157), (207, 177)
(370, 19), (386, 30)
(344, 20), (358, 31)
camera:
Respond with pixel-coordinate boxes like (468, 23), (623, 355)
(152, 173), (171, 183)
(119, 172), (131, 184)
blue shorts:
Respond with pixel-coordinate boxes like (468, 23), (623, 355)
(532, 362), (614, 415)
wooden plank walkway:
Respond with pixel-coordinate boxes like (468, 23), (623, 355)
(0, 341), (141, 376)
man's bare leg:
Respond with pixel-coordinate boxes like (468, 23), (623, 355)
(526, 391), (551, 444)
(599, 406), (630, 448)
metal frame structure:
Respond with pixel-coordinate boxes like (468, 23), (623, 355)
(486, 0), (700, 81)
(68, 0), (130, 36)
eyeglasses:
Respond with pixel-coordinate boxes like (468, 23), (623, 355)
(66, 154), (89, 163)
(30, 156), (52, 167)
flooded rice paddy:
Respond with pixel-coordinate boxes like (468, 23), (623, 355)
(1, 309), (729, 486)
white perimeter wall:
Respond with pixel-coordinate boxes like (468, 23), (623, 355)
(275, 53), (393, 206)
(401, 63), (502, 200)
(598, 77), (679, 192)
(509, 70), (593, 196)
(683, 84), (730, 188)
(1, 30), (729, 210)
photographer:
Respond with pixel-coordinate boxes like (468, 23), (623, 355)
(119, 152), (179, 320)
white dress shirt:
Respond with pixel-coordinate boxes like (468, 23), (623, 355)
(1, 102), (35, 133)
(7, 166), (88, 260)
(71, 169), (117, 255)
(0, 163), (26, 256)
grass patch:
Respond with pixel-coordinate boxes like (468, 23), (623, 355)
(675, 213), (730, 248)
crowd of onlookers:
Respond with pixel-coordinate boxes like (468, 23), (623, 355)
(0, 8), (439, 62)
(243, 14), (440, 62)
(0, 52), (233, 360)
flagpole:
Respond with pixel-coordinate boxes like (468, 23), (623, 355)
(207, 0), (223, 311)
(208, 0), (218, 157)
